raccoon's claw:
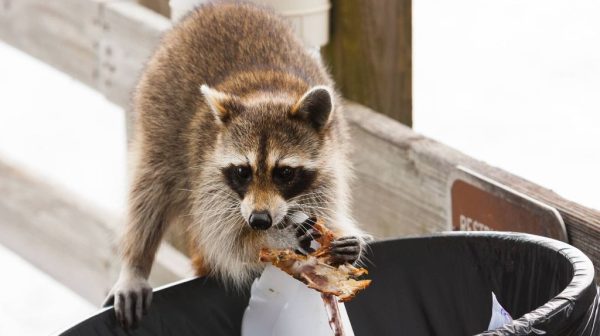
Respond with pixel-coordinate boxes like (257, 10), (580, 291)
(295, 216), (321, 254)
(329, 236), (363, 265)
(103, 275), (152, 330)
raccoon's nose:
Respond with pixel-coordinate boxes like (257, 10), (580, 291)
(249, 211), (272, 230)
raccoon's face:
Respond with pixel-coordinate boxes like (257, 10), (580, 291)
(201, 85), (335, 231)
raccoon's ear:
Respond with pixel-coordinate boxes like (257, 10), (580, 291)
(200, 84), (243, 124)
(290, 86), (334, 130)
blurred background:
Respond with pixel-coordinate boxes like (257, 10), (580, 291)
(0, 0), (599, 334)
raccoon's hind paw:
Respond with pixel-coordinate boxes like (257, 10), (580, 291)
(329, 236), (363, 266)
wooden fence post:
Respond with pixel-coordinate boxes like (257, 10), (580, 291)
(324, 0), (412, 126)
(137, 0), (170, 17)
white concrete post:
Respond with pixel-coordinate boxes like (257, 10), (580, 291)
(169, 0), (331, 48)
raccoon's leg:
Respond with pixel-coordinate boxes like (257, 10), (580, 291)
(189, 242), (211, 277)
(103, 163), (180, 329)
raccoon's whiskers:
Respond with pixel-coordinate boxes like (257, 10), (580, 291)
(181, 204), (239, 218)
(196, 205), (239, 217)
(287, 191), (330, 204)
(293, 203), (336, 211)
(355, 244), (374, 268)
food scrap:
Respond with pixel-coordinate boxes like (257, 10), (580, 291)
(259, 219), (371, 301)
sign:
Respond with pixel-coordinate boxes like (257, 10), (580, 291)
(449, 166), (567, 241)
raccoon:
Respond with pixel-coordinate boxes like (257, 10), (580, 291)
(103, 1), (366, 329)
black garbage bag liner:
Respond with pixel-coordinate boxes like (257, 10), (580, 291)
(346, 232), (599, 336)
(57, 232), (599, 336)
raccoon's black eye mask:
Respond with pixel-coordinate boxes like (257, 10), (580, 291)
(274, 166), (317, 200)
(221, 164), (317, 199)
(273, 166), (296, 184)
(221, 165), (252, 197)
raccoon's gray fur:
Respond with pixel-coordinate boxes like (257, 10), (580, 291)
(105, 1), (365, 329)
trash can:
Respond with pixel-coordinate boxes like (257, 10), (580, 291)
(346, 232), (599, 336)
(56, 232), (599, 336)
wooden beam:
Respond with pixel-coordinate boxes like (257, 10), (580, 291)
(101, 1), (171, 104)
(345, 102), (600, 278)
(0, 0), (169, 112)
(323, 0), (412, 126)
(0, 161), (191, 305)
(0, 0), (106, 88)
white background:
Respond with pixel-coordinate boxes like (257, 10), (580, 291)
(413, 0), (600, 210)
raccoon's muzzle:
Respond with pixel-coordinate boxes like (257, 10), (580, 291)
(249, 210), (272, 230)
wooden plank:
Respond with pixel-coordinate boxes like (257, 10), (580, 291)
(0, 161), (191, 304)
(0, 162), (115, 304)
(0, 0), (105, 88)
(323, 0), (412, 126)
(345, 102), (600, 278)
(0, 0), (168, 115)
(99, 1), (170, 114)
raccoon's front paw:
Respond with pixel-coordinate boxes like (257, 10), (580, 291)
(294, 216), (321, 254)
(329, 236), (364, 265)
(103, 273), (152, 330)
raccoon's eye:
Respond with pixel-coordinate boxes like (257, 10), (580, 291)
(221, 165), (252, 197)
(234, 166), (252, 182)
(273, 166), (296, 184)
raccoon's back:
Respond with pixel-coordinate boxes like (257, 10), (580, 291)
(134, 2), (330, 124)
(174, 2), (328, 85)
